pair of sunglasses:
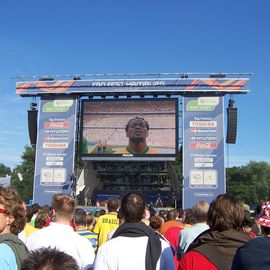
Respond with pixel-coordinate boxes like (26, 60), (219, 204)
(0, 208), (6, 214)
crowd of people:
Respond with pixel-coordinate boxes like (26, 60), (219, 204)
(0, 185), (269, 269)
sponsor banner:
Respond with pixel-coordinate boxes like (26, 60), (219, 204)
(33, 98), (77, 205)
(182, 96), (225, 208)
(16, 78), (249, 96)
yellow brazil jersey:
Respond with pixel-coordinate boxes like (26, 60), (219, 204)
(93, 213), (119, 247)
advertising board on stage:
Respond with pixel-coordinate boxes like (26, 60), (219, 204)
(33, 98), (77, 205)
(182, 95), (225, 208)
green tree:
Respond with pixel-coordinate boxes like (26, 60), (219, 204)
(227, 161), (270, 205)
(11, 145), (35, 202)
(0, 163), (11, 177)
(81, 137), (88, 154)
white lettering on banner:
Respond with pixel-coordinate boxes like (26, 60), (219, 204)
(190, 128), (217, 134)
(91, 81), (166, 87)
(44, 136), (69, 141)
(191, 136), (217, 141)
(44, 130), (69, 134)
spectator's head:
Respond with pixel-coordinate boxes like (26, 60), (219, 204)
(174, 209), (180, 220)
(95, 210), (101, 218)
(158, 210), (167, 221)
(166, 209), (177, 221)
(86, 212), (95, 230)
(0, 186), (26, 235)
(121, 192), (145, 223)
(107, 199), (119, 212)
(73, 208), (86, 227)
(149, 216), (162, 231)
(21, 247), (79, 270)
(207, 194), (244, 231)
(99, 209), (106, 215)
(257, 200), (270, 236)
(125, 117), (149, 144)
(51, 194), (75, 222)
(26, 205), (35, 223)
(182, 208), (196, 225)
(241, 210), (254, 233)
(41, 204), (51, 214)
(193, 200), (209, 223)
(35, 210), (49, 229)
(31, 203), (41, 215)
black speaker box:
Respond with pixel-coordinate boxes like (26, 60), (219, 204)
(28, 110), (38, 145)
(226, 107), (237, 144)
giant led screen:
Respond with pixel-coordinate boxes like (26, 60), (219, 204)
(80, 98), (178, 161)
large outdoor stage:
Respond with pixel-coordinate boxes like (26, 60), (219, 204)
(16, 72), (251, 208)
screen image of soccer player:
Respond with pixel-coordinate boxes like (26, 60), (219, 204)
(80, 98), (178, 161)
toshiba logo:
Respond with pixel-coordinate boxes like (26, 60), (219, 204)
(189, 121), (217, 127)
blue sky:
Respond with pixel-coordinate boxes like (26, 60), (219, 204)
(0, 0), (269, 169)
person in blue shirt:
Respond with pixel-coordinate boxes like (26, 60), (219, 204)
(0, 186), (28, 269)
(73, 208), (98, 252)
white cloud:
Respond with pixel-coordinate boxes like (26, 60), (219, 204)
(0, 152), (22, 169)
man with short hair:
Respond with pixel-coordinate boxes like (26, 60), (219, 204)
(160, 209), (184, 235)
(73, 208), (97, 252)
(26, 194), (95, 270)
(93, 198), (119, 247)
(21, 247), (79, 270)
(94, 192), (175, 270)
(113, 117), (158, 154)
(177, 200), (209, 258)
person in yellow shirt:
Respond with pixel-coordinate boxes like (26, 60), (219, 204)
(93, 199), (119, 247)
(18, 205), (39, 243)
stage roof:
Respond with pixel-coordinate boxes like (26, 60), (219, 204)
(15, 73), (251, 97)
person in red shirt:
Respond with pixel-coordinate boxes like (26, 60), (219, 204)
(178, 194), (250, 270)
